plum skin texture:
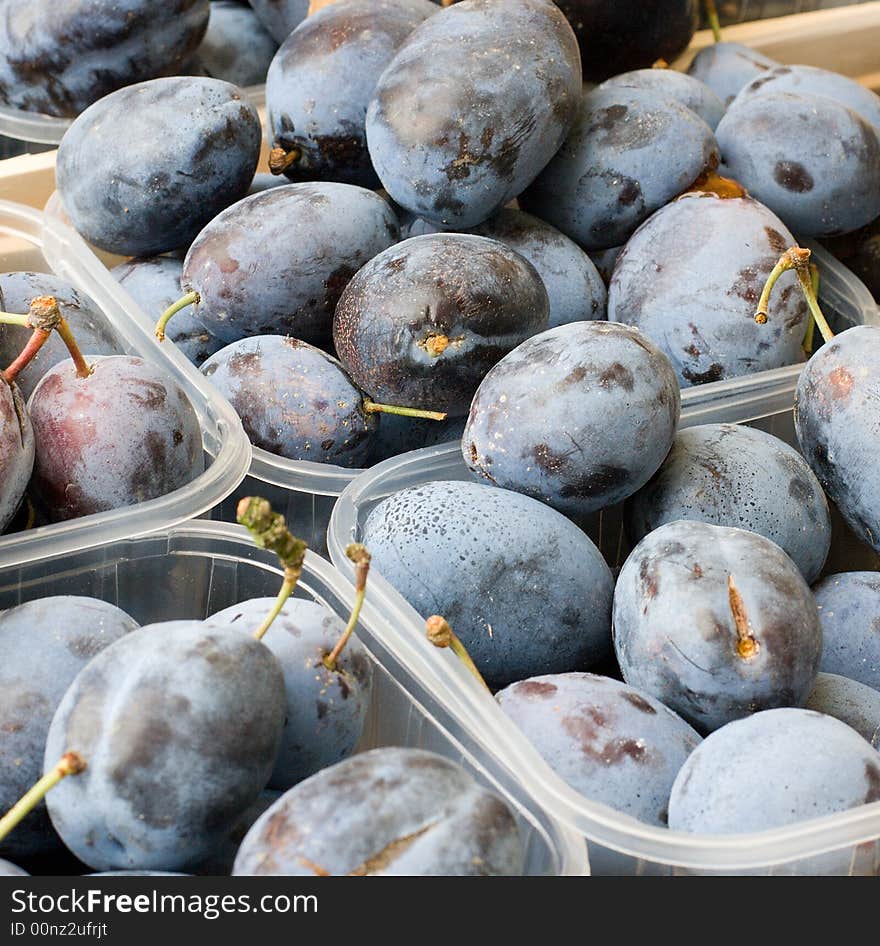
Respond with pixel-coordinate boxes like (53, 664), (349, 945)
(233, 747), (524, 876)
(687, 41), (778, 108)
(464, 321), (681, 519)
(805, 673), (880, 749)
(813, 573), (880, 692)
(0, 380), (33, 533)
(613, 520), (822, 734)
(190, 1), (278, 88)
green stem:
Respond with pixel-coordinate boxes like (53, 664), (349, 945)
(425, 615), (491, 693)
(56, 318), (93, 378)
(796, 265), (834, 345)
(155, 291), (200, 342)
(323, 544), (370, 671)
(0, 313), (30, 327)
(705, 0), (722, 43)
(802, 264), (819, 355)
(0, 753), (86, 844)
(253, 575), (297, 643)
(363, 401), (447, 422)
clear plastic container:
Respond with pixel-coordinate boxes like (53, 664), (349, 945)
(0, 519), (588, 877)
(327, 389), (880, 875)
(0, 201), (252, 568)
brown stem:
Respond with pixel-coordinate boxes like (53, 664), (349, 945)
(728, 576), (759, 659)
(425, 615), (491, 692)
(323, 544), (370, 671)
(268, 146), (301, 175)
(2, 328), (51, 384)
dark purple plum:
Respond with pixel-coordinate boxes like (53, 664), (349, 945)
(795, 326), (880, 552)
(0, 379), (33, 533)
(0, 0), (210, 118)
(624, 423), (831, 583)
(28, 355), (204, 522)
(463, 322), (680, 520)
(0, 273), (122, 400)
(201, 336), (378, 466)
(233, 747), (524, 875)
(247, 0), (309, 43)
(520, 86), (719, 251)
(715, 92), (880, 237)
(176, 182), (398, 347)
(497, 673), (701, 826)
(598, 69), (724, 130)
(207, 598), (372, 789)
(589, 245), (623, 285)
(111, 258), (222, 367)
(44, 621), (286, 871)
(333, 233), (549, 417)
(608, 191), (808, 386)
(813, 573), (880, 692)
(193, 789), (280, 876)
(613, 520), (822, 733)
(266, 0), (436, 188)
(368, 414), (467, 465)
(361, 480), (614, 689)
(0, 597), (138, 863)
(57, 77), (262, 257)
(188, 1), (278, 87)
(365, 0), (582, 228)
(686, 41), (778, 107)
(805, 673), (880, 749)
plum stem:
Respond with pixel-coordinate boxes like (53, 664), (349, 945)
(754, 246), (834, 344)
(56, 319), (92, 379)
(425, 615), (491, 692)
(2, 328), (51, 384)
(728, 576), (759, 659)
(2, 296), (91, 383)
(802, 264), (820, 355)
(268, 146), (301, 175)
(323, 544), (371, 671)
(0, 753), (86, 844)
(236, 497), (308, 642)
(155, 291), (200, 342)
(363, 401), (447, 422)
(705, 0), (723, 43)
(0, 313), (29, 327)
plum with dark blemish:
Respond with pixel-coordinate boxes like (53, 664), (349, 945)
(0, 379), (33, 533)
(44, 620), (286, 871)
(0, 597), (138, 864)
(686, 41), (778, 107)
(369, 414), (467, 465)
(233, 747), (524, 875)
(813, 572), (880, 692)
(333, 233), (549, 418)
(598, 69), (724, 130)
(28, 355), (204, 522)
(0, 0), (209, 118)
(207, 598), (372, 789)
(365, 0), (581, 228)
(497, 673), (701, 826)
(187, 1), (278, 87)
(805, 674), (880, 749)
(247, 0), (309, 43)
(624, 423), (831, 584)
(111, 258), (223, 367)
(56, 76), (261, 257)
(174, 182), (398, 347)
(613, 520), (822, 733)
(520, 86), (719, 251)
(795, 326), (880, 553)
(464, 321), (680, 520)
(608, 191), (808, 386)
(361, 480), (614, 689)
(266, 0), (436, 189)
(715, 91), (880, 236)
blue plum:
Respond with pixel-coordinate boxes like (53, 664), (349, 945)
(365, 0), (582, 228)
(813, 572), (880, 692)
(463, 322), (680, 519)
(607, 191), (808, 386)
(520, 86), (719, 251)
(44, 621), (286, 871)
(0, 597), (138, 863)
(598, 69), (724, 130)
(189, 1), (278, 87)
(207, 597), (373, 789)
(233, 747), (524, 875)
(0, 380), (33, 533)
(687, 41), (778, 107)
(805, 673), (880, 749)
(613, 520), (822, 733)
(0, 859), (27, 876)
(247, 0), (309, 43)
(57, 77), (261, 257)
(715, 92), (880, 237)
(0, 0), (209, 118)
(179, 182), (398, 347)
(368, 414), (467, 465)
(333, 233), (549, 417)
(193, 789), (280, 876)
(247, 173), (290, 195)
(361, 480), (614, 689)
(266, 0), (435, 188)
(589, 245), (623, 285)
(497, 673), (701, 826)
(624, 423), (831, 583)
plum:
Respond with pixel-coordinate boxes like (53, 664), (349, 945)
(805, 673), (880, 749)
(463, 322), (680, 520)
(233, 747), (524, 875)
(607, 191), (808, 386)
(613, 520), (822, 733)
(813, 573), (880, 692)
(57, 77), (261, 257)
(369, 414), (468, 465)
(365, 0), (581, 228)
(361, 480), (614, 689)
(624, 423), (831, 584)
(247, 0), (309, 43)
(598, 69), (724, 130)
(687, 41), (778, 107)
(0, 0), (210, 118)
(334, 234), (549, 417)
(0, 379), (33, 533)
(0, 598), (138, 863)
(0, 859), (27, 876)
(189, 1), (278, 87)
(520, 86), (719, 251)
(497, 673), (701, 826)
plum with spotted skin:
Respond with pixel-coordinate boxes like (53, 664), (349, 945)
(361, 480), (614, 689)
(686, 41), (778, 107)
(805, 674), (880, 749)
(0, 379), (33, 533)
(607, 191), (808, 386)
(463, 321), (680, 520)
(598, 69), (724, 130)
(497, 673), (701, 826)
(233, 747), (524, 875)
(520, 86), (719, 251)
(624, 423), (831, 584)
(0, 598), (138, 863)
(813, 572), (880, 692)
(613, 520), (822, 733)
(247, 0), (309, 43)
